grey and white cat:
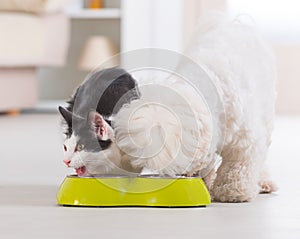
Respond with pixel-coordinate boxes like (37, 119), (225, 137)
(58, 68), (139, 176)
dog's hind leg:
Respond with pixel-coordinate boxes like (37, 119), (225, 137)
(211, 129), (262, 202)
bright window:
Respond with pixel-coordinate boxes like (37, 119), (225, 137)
(228, 0), (300, 43)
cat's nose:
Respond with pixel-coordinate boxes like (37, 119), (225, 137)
(63, 159), (71, 167)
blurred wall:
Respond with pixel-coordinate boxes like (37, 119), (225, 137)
(274, 45), (300, 114)
(183, 0), (227, 46)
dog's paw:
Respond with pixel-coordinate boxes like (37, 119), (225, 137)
(259, 180), (278, 194)
(211, 180), (259, 203)
(211, 186), (257, 203)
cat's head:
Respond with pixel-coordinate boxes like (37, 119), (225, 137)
(58, 106), (120, 176)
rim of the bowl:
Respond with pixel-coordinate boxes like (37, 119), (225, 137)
(66, 174), (202, 179)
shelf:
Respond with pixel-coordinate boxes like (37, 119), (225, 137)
(65, 8), (121, 19)
(22, 100), (67, 114)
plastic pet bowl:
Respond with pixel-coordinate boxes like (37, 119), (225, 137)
(57, 175), (211, 207)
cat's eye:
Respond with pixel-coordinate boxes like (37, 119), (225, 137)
(76, 144), (85, 152)
(63, 145), (67, 151)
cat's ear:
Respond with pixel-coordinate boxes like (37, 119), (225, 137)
(58, 106), (72, 126)
(89, 111), (114, 140)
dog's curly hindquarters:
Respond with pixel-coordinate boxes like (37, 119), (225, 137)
(180, 13), (277, 202)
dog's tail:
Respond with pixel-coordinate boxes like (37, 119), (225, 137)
(113, 82), (214, 176)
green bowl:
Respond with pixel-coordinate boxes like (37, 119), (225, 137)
(57, 175), (211, 207)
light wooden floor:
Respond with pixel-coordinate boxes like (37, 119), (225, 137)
(0, 114), (299, 239)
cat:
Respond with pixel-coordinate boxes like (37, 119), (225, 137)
(58, 67), (139, 176)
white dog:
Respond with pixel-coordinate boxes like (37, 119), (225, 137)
(111, 13), (278, 202)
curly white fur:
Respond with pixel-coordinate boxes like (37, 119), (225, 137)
(113, 13), (277, 202)
(114, 80), (214, 176)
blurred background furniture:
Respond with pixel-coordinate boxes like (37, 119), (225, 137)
(78, 36), (119, 71)
(0, 0), (298, 115)
(38, 0), (121, 101)
(0, 0), (70, 112)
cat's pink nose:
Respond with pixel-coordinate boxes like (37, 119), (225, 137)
(63, 159), (71, 167)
